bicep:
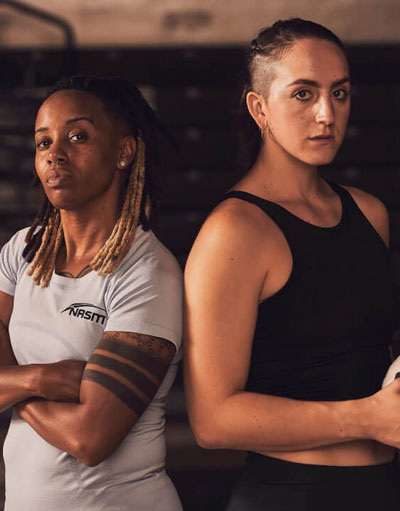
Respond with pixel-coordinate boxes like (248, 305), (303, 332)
(79, 331), (176, 442)
(184, 212), (266, 407)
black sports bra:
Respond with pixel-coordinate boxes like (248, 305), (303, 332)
(224, 182), (395, 401)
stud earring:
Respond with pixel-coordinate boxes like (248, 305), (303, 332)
(119, 161), (126, 167)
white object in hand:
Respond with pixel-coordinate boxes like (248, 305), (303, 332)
(382, 356), (400, 388)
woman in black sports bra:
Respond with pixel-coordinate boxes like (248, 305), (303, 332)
(184, 18), (400, 511)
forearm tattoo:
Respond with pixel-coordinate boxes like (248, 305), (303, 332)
(82, 332), (176, 416)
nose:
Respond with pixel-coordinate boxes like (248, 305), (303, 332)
(315, 96), (334, 126)
(47, 156), (67, 166)
(47, 142), (68, 166)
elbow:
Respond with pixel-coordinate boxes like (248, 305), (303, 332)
(69, 435), (110, 467)
(193, 430), (220, 450)
(79, 452), (105, 468)
(66, 408), (126, 466)
(188, 398), (236, 450)
(190, 420), (227, 450)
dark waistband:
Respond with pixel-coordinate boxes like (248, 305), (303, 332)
(246, 452), (399, 480)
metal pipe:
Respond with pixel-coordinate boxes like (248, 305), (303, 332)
(0, 0), (75, 48)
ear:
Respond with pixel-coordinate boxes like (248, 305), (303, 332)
(117, 135), (136, 170)
(246, 91), (267, 132)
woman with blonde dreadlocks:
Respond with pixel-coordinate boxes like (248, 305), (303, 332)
(0, 75), (183, 511)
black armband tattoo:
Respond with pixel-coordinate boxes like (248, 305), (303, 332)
(82, 333), (175, 415)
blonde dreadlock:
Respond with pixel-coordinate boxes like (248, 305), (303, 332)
(27, 208), (63, 287)
(91, 136), (146, 275)
(24, 136), (148, 288)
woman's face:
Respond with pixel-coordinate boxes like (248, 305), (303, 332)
(34, 90), (128, 211)
(254, 37), (350, 167)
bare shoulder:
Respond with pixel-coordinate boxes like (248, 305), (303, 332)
(342, 185), (389, 247)
(343, 185), (388, 215)
(185, 196), (280, 293)
(205, 196), (272, 237)
(187, 197), (277, 265)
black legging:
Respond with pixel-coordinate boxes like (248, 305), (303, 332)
(226, 452), (400, 511)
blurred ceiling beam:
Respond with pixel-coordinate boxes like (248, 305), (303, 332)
(0, 0), (399, 48)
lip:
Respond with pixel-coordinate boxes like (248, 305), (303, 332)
(46, 169), (72, 188)
(309, 135), (335, 144)
(309, 135), (334, 140)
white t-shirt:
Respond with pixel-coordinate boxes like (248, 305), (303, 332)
(0, 226), (183, 511)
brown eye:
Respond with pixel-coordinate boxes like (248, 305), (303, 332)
(36, 139), (51, 150)
(69, 132), (86, 143)
(294, 89), (312, 101)
(332, 89), (348, 100)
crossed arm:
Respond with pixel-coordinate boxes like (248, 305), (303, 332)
(17, 331), (176, 466)
(0, 291), (176, 466)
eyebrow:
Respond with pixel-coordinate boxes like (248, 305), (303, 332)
(287, 77), (350, 88)
(34, 116), (95, 134)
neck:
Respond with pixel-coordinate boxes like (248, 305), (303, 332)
(245, 140), (323, 202)
(59, 199), (121, 262)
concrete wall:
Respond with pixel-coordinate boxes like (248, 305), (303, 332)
(0, 0), (399, 48)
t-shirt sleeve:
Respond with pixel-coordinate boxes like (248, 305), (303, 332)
(104, 243), (183, 349)
(0, 229), (27, 296)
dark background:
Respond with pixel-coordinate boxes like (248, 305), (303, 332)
(0, 9), (400, 511)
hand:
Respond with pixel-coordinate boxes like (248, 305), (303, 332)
(37, 360), (86, 402)
(365, 378), (400, 449)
